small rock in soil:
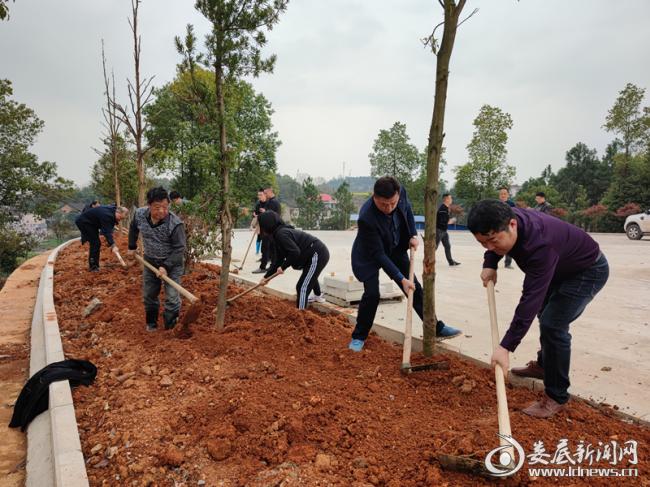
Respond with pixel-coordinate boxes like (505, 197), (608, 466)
(451, 374), (466, 386)
(460, 379), (476, 394)
(207, 438), (232, 461)
(160, 376), (173, 387)
(352, 456), (368, 468)
(140, 365), (152, 375)
(90, 443), (103, 455)
(82, 298), (102, 318)
(315, 453), (331, 470)
(160, 445), (184, 467)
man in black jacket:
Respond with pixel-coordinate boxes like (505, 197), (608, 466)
(349, 177), (462, 352)
(75, 204), (128, 272)
(128, 187), (187, 331)
(258, 211), (330, 309)
(253, 185), (281, 274)
(436, 194), (460, 266)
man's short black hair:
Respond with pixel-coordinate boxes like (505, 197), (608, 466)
(373, 176), (400, 198)
(536, 191), (546, 198)
(263, 184), (273, 191)
(499, 187), (509, 192)
(467, 199), (515, 235)
(146, 186), (169, 205)
(442, 193), (451, 199)
(169, 190), (181, 200)
(258, 187), (265, 192)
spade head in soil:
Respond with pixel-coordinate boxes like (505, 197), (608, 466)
(175, 299), (203, 339)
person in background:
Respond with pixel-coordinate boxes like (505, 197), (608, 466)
(169, 191), (183, 205)
(348, 177), (462, 352)
(534, 192), (552, 214)
(252, 188), (267, 256)
(498, 187), (516, 269)
(128, 187), (186, 331)
(258, 211), (330, 309)
(75, 204), (129, 272)
(467, 199), (609, 418)
(253, 184), (281, 274)
(436, 193), (461, 266)
(81, 200), (100, 213)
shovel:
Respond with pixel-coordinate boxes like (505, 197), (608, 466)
(234, 229), (257, 274)
(226, 270), (282, 304)
(400, 248), (449, 374)
(486, 280), (515, 468)
(112, 247), (127, 268)
(134, 254), (202, 338)
(437, 281), (516, 477)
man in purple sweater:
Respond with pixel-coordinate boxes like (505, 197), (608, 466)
(467, 200), (609, 418)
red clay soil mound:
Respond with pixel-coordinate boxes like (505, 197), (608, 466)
(53, 237), (649, 486)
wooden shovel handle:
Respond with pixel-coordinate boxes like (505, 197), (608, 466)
(134, 254), (198, 303)
(401, 248), (415, 368)
(238, 230), (257, 270)
(227, 270), (281, 303)
(486, 281), (514, 457)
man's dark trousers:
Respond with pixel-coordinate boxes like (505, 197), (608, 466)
(260, 236), (275, 269)
(76, 222), (101, 270)
(536, 253), (609, 404)
(352, 249), (444, 341)
(435, 229), (454, 265)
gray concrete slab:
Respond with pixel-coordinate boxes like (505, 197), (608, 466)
(212, 229), (650, 420)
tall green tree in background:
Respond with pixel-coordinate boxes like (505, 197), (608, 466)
(183, 0), (288, 330)
(0, 79), (73, 273)
(369, 121), (423, 184)
(553, 142), (611, 207)
(145, 67), (280, 206)
(296, 177), (324, 230)
(454, 104), (516, 206)
(321, 180), (354, 230)
(276, 173), (302, 207)
(91, 134), (140, 208)
(604, 83), (647, 160)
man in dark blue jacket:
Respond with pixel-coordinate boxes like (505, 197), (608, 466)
(349, 177), (462, 352)
(75, 204), (128, 272)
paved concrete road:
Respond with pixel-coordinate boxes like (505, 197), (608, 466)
(212, 230), (650, 420)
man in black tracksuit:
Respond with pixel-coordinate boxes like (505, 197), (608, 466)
(258, 211), (330, 309)
(75, 204), (128, 271)
(436, 193), (460, 266)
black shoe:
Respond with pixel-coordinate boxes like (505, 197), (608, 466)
(146, 323), (157, 332)
(449, 261), (461, 266)
(163, 311), (179, 330)
(251, 267), (267, 274)
(89, 267), (100, 272)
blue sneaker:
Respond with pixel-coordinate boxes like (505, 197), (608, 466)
(348, 339), (365, 352)
(437, 323), (462, 340)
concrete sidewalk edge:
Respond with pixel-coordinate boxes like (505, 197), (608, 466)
(27, 238), (88, 487)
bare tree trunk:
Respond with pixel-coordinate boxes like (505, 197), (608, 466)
(214, 60), (232, 330)
(101, 41), (122, 208)
(422, 0), (466, 356)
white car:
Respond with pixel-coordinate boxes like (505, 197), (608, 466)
(624, 210), (650, 240)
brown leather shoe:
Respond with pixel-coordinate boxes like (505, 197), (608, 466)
(522, 395), (566, 418)
(511, 360), (544, 380)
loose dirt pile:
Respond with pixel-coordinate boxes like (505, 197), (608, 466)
(54, 238), (649, 486)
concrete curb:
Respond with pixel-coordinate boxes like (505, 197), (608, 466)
(227, 272), (650, 428)
(27, 238), (88, 487)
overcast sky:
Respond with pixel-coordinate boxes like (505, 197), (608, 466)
(1, 0), (649, 187)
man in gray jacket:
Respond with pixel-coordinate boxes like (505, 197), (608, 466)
(128, 187), (186, 331)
